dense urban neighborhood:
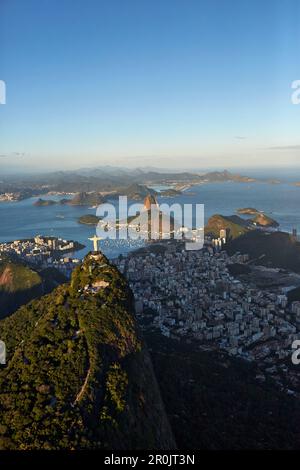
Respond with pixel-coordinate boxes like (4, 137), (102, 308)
(0, 236), (82, 278)
(115, 236), (300, 397)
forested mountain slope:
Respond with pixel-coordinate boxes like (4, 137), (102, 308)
(0, 253), (175, 450)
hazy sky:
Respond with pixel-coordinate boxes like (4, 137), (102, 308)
(0, 0), (300, 171)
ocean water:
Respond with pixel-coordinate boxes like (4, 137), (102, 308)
(178, 181), (300, 233)
(0, 195), (146, 259)
(0, 181), (300, 258)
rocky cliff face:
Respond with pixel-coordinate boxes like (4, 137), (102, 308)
(252, 213), (279, 227)
(144, 194), (158, 211)
(0, 253), (175, 450)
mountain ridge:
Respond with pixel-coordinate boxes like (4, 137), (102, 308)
(0, 252), (175, 450)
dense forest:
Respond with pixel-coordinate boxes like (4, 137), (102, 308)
(0, 253), (174, 450)
(145, 332), (300, 450)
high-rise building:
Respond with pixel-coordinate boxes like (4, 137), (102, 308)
(220, 229), (227, 240)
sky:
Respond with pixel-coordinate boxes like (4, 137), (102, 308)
(0, 0), (300, 172)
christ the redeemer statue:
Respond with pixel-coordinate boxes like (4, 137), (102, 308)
(88, 235), (101, 252)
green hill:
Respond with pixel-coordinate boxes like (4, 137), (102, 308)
(159, 188), (182, 197)
(33, 198), (57, 207)
(225, 230), (300, 272)
(205, 214), (249, 240)
(111, 184), (158, 201)
(0, 253), (175, 450)
(0, 259), (66, 319)
(200, 169), (256, 183)
(0, 261), (41, 292)
(78, 214), (101, 225)
(205, 213), (279, 241)
(61, 192), (105, 206)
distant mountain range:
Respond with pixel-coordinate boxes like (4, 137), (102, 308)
(109, 183), (158, 200)
(6, 167), (300, 201)
(0, 169), (264, 200)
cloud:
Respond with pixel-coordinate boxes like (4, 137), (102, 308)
(234, 136), (247, 140)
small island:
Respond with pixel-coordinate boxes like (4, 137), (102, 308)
(34, 198), (58, 207)
(237, 207), (260, 215)
(160, 188), (182, 197)
(34, 192), (106, 208)
(78, 214), (101, 225)
(236, 208), (278, 227)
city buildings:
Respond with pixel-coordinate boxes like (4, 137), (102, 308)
(0, 235), (80, 277)
(115, 239), (300, 396)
